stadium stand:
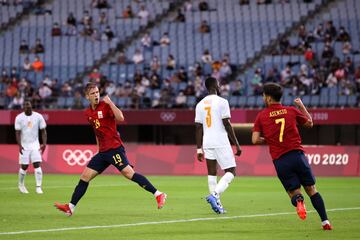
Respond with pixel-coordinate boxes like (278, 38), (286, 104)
(0, 0), (359, 109)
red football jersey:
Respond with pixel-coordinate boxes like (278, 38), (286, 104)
(253, 103), (308, 160)
(84, 101), (123, 152)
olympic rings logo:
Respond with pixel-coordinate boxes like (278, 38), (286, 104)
(62, 149), (93, 166)
(160, 112), (176, 122)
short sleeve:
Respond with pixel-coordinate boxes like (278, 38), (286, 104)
(194, 103), (202, 124)
(253, 113), (262, 132)
(221, 100), (231, 119)
(293, 107), (308, 125)
(39, 114), (47, 129)
(14, 116), (21, 130)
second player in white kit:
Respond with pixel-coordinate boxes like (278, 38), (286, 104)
(15, 100), (47, 194)
(195, 77), (241, 214)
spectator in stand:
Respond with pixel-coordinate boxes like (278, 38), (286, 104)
(279, 37), (290, 54)
(240, 0), (250, 5)
(91, 29), (100, 41)
(66, 12), (77, 36)
(102, 26), (115, 41)
(51, 22), (62, 36)
(175, 9), (185, 22)
(184, 1), (192, 12)
(344, 57), (354, 75)
(219, 59), (232, 80)
(138, 5), (150, 25)
(150, 56), (161, 72)
(326, 70), (338, 88)
(199, 20), (211, 33)
(33, 39), (45, 54)
(166, 54), (176, 71)
(324, 21), (337, 39)
(174, 91), (187, 108)
(38, 83), (53, 108)
(42, 75), (52, 87)
(321, 45), (334, 66)
(150, 72), (161, 89)
(61, 82), (73, 97)
(10, 67), (19, 79)
(199, 1), (209, 11)
(99, 11), (108, 25)
(355, 66), (360, 92)
(160, 32), (170, 46)
(1, 69), (9, 84)
(118, 51), (128, 64)
(251, 68), (263, 95)
(88, 68), (102, 82)
(32, 56), (44, 72)
(141, 33), (152, 49)
(176, 66), (188, 83)
(304, 46), (315, 63)
(132, 49), (144, 65)
(81, 10), (92, 25)
(72, 91), (84, 109)
(281, 64), (293, 86)
(201, 49), (213, 64)
(313, 23), (324, 40)
(337, 27), (351, 42)
(231, 79), (244, 96)
(93, 0), (110, 9)
(298, 24), (307, 40)
(23, 58), (32, 71)
(8, 92), (24, 110)
(265, 68), (279, 83)
(122, 5), (134, 18)
(342, 41), (352, 56)
(19, 40), (29, 54)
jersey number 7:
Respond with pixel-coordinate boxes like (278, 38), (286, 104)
(275, 118), (285, 142)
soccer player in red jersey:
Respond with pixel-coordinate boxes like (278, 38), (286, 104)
(252, 83), (332, 230)
(55, 83), (166, 216)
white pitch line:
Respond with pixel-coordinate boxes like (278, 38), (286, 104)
(1, 207), (359, 235)
(0, 183), (130, 191)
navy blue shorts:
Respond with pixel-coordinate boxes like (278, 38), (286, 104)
(273, 150), (316, 192)
(87, 146), (130, 174)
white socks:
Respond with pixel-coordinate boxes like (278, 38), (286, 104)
(34, 167), (43, 187)
(69, 203), (76, 213)
(208, 175), (217, 193)
(18, 168), (27, 186)
(214, 172), (235, 196)
(154, 190), (162, 197)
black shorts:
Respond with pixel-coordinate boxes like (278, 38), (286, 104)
(87, 145), (130, 174)
(273, 150), (316, 192)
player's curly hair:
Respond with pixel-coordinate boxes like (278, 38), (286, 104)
(263, 83), (283, 102)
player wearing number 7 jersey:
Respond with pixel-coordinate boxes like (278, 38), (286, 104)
(195, 77), (241, 214)
(252, 83), (332, 230)
(54, 83), (166, 216)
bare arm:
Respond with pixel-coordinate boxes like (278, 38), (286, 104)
(103, 95), (124, 122)
(252, 131), (266, 145)
(15, 130), (24, 154)
(40, 128), (47, 153)
(195, 123), (204, 162)
(222, 118), (241, 156)
(294, 98), (313, 128)
(95, 136), (99, 151)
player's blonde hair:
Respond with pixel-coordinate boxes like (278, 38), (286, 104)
(84, 83), (98, 95)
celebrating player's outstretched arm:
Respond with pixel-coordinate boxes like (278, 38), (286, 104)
(293, 98), (313, 128)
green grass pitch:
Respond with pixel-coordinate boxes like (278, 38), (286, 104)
(0, 174), (359, 240)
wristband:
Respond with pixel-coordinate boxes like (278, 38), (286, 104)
(197, 148), (203, 154)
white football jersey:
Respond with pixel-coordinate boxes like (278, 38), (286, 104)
(195, 94), (231, 148)
(14, 112), (46, 150)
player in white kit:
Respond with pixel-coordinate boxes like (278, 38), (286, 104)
(15, 100), (47, 194)
(195, 77), (241, 214)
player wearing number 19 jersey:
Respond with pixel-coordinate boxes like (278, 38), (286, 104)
(55, 83), (166, 216)
(252, 83), (332, 230)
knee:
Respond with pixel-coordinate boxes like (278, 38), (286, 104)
(304, 185), (317, 196)
(225, 167), (236, 176)
(21, 165), (29, 170)
(33, 162), (41, 168)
